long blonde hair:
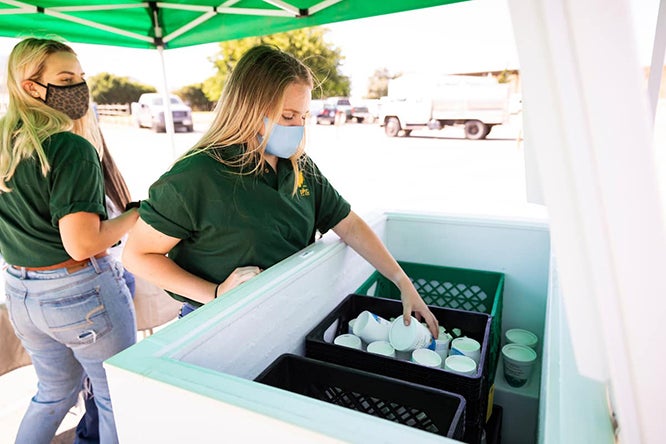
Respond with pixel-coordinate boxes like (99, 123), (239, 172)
(0, 37), (101, 192)
(190, 44), (313, 193)
(100, 132), (132, 211)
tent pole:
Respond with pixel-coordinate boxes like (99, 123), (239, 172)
(648, 0), (666, 123)
(149, 1), (176, 159)
(157, 44), (177, 159)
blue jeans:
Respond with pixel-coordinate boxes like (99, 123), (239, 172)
(4, 256), (136, 444)
(123, 270), (136, 299)
(75, 377), (99, 444)
(179, 302), (198, 318)
(74, 269), (135, 444)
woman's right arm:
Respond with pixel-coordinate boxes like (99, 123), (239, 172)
(59, 209), (139, 260)
(122, 218), (260, 305)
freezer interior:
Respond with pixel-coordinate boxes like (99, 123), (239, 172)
(106, 210), (612, 443)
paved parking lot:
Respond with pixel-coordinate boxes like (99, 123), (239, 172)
(102, 113), (544, 220)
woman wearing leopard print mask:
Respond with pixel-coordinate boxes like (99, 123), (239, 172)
(0, 37), (138, 444)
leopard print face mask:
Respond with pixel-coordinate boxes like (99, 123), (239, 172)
(34, 80), (90, 120)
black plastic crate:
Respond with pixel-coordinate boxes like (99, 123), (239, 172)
(356, 261), (505, 386)
(305, 294), (492, 444)
(255, 354), (466, 440)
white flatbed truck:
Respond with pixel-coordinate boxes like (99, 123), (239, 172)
(379, 74), (512, 140)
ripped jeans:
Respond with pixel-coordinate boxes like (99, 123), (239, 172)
(4, 256), (136, 444)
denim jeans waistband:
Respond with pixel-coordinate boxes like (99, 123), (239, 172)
(6, 255), (113, 281)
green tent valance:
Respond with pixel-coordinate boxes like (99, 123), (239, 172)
(0, 0), (466, 50)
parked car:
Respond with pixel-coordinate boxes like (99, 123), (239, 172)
(131, 93), (193, 132)
(325, 97), (352, 118)
(309, 99), (325, 124)
(325, 96), (351, 107)
(316, 105), (339, 125)
(350, 105), (373, 123)
(317, 97), (353, 125)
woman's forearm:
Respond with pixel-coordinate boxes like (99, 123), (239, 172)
(123, 250), (217, 305)
(60, 209), (139, 260)
(122, 217), (218, 305)
(333, 211), (439, 335)
(332, 211), (406, 285)
(99, 208), (140, 247)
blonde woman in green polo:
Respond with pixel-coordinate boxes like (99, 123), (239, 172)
(0, 37), (138, 444)
(122, 44), (439, 335)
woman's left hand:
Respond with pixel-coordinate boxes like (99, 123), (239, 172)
(399, 280), (439, 338)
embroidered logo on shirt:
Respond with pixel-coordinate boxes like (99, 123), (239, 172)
(298, 171), (310, 197)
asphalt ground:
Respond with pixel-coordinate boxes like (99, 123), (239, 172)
(101, 112), (542, 219)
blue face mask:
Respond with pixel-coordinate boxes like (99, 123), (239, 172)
(260, 117), (304, 159)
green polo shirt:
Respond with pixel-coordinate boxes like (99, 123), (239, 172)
(0, 131), (106, 267)
(139, 146), (351, 306)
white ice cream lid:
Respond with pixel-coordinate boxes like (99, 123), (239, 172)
(412, 348), (441, 367)
(502, 343), (537, 362)
(334, 334), (362, 349)
(367, 340), (394, 356)
(451, 336), (480, 352)
(506, 328), (538, 347)
(389, 318), (415, 351)
(445, 355), (477, 372)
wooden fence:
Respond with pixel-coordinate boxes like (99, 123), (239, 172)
(95, 103), (130, 116)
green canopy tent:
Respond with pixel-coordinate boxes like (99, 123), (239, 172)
(0, 0), (466, 50)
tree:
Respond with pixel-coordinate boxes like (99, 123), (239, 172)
(497, 69), (519, 84)
(88, 73), (155, 104)
(173, 84), (215, 111)
(366, 68), (397, 99)
(202, 27), (350, 102)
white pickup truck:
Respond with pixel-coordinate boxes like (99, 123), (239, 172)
(379, 74), (512, 140)
(130, 93), (194, 132)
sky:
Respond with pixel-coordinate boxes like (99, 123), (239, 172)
(0, 0), (660, 99)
